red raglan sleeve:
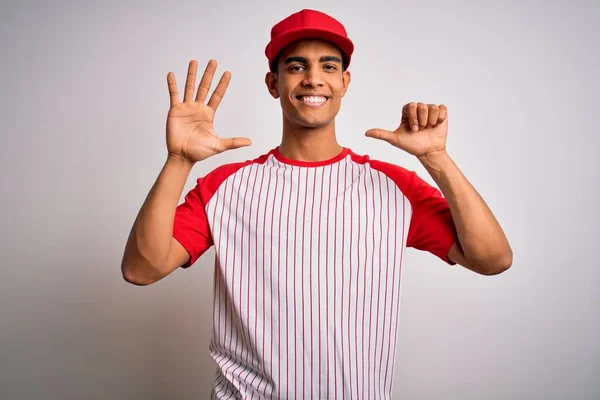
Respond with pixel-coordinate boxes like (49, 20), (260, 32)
(369, 158), (458, 265)
(405, 171), (458, 265)
(172, 178), (214, 268)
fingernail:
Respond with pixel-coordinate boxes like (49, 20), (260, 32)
(412, 125), (418, 131)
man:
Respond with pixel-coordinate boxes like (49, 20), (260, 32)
(121, 8), (512, 399)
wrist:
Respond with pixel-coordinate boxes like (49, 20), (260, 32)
(166, 153), (195, 171)
(417, 150), (451, 170)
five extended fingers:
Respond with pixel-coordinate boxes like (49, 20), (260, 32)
(166, 59), (230, 111)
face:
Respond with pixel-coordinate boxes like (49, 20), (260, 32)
(265, 39), (351, 129)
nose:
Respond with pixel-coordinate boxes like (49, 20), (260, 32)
(301, 65), (324, 88)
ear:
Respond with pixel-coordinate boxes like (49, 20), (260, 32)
(341, 70), (351, 97)
(265, 72), (280, 99)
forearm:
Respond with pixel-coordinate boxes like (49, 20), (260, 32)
(417, 150), (512, 272)
(121, 155), (194, 279)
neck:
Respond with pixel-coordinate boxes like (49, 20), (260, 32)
(278, 118), (343, 162)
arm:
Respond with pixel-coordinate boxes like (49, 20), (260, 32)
(121, 156), (195, 285)
(121, 59), (252, 285)
(366, 102), (512, 275)
(418, 150), (512, 275)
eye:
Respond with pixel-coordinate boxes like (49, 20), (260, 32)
(289, 65), (305, 72)
(323, 64), (338, 71)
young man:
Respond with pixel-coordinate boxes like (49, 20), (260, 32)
(121, 9), (512, 399)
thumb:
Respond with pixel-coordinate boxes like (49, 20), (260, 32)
(218, 137), (253, 152)
(365, 128), (395, 143)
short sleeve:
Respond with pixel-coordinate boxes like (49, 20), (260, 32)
(405, 172), (458, 265)
(172, 178), (214, 268)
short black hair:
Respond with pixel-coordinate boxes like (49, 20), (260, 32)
(269, 43), (349, 73)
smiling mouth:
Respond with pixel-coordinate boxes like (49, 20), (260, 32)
(296, 95), (329, 106)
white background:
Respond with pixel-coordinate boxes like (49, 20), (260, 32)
(1, 0), (598, 399)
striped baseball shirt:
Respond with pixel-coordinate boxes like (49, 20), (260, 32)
(173, 146), (458, 399)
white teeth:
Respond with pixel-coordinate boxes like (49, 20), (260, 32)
(301, 96), (327, 104)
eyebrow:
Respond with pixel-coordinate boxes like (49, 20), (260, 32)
(283, 55), (342, 65)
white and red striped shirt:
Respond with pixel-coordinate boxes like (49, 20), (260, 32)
(173, 146), (457, 399)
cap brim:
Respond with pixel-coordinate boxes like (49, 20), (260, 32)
(265, 27), (354, 68)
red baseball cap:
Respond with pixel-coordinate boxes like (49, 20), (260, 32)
(265, 9), (354, 69)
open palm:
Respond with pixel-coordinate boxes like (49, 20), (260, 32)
(166, 60), (251, 163)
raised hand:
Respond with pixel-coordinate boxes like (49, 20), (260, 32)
(365, 102), (448, 158)
(166, 60), (252, 163)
